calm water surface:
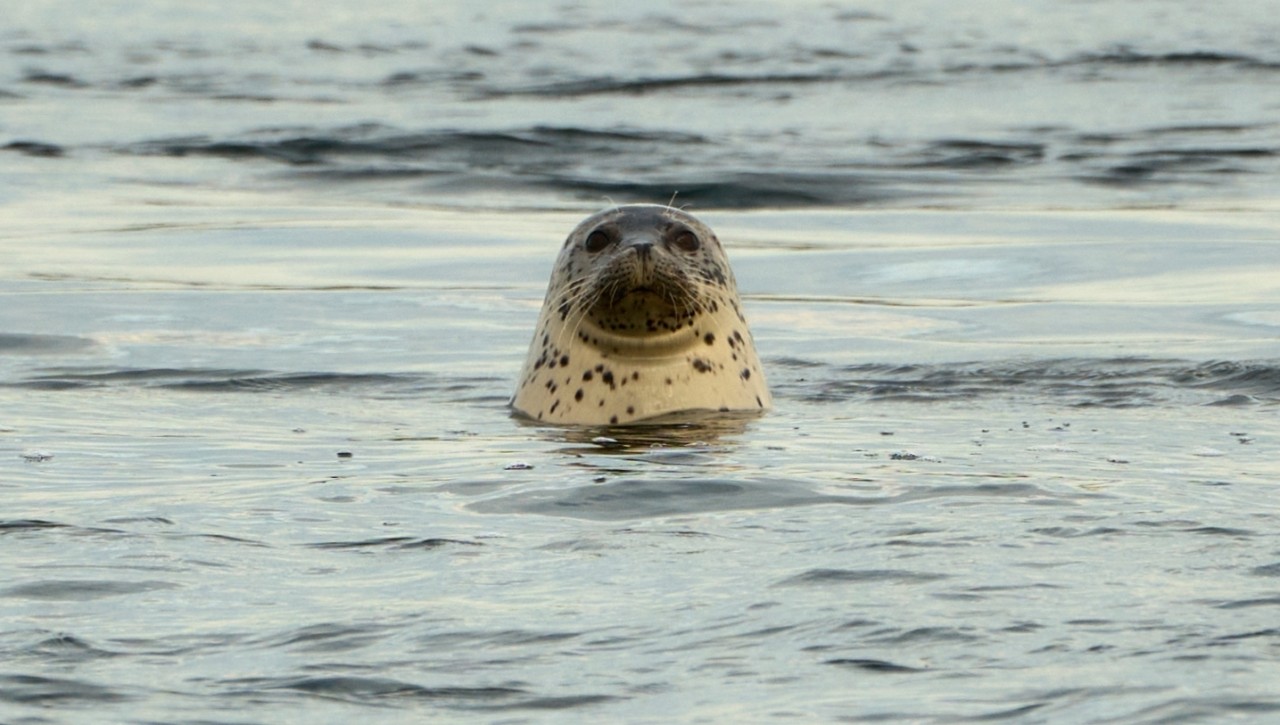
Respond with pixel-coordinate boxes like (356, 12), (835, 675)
(3, 1), (1280, 722)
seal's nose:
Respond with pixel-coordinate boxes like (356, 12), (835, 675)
(633, 241), (654, 260)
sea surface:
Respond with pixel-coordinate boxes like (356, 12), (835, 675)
(3, 1), (1280, 722)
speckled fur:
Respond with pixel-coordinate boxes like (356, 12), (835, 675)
(511, 204), (771, 425)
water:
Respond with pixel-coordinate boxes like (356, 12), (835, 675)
(3, 1), (1280, 722)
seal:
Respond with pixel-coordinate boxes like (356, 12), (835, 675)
(512, 204), (771, 425)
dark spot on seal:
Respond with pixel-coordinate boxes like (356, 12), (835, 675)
(692, 358), (712, 373)
(700, 266), (726, 285)
(626, 406), (635, 415)
(583, 370), (594, 382)
(704, 332), (715, 345)
(610, 415), (618, 424)
(575, 389), (584, 402)
(741, 368), (751, 380)
(602, 370), (615, 388)
(559, 354), (569, 367)
(549, 400), (560, 414)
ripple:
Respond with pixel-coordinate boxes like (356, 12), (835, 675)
(12, 367), (431, 395)
(2, 140), (66, 158)
(467, 477), (877, 520)
(220, 674), (617, 711)
(259, 623), (392, 654)
(775, 569), (949, 586)
(1251, 563), (1280, 577)
(19, 633), (121, 663)
(0, 520), (127, 538)
(0, 333), (95, 355)
(0, 674), (131, 704)
(823, 658), (923, 673)
(1121, 696), (1280, 722)
(1215, 596), (1280, 610)
(307, 536), (483, 551)
(1, 580), (178, 601)
(785, 358), (1280, 407)
(252, 675), (524, 701)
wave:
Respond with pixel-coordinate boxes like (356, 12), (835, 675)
(1062, 49), (1280, 72)
(0, 674), (131, 705)
(11, 45), (1277, 100)
(9, 368), (432, 394)
(0, 333), (95, 354)
(98, 117), (1275, 207)
(10, 360), (1279, 407)
(119, 125), (928, 207)
(483, 50), (1280, 99)
(2, 140), (65, 158)
(478, 71), (852, 98)
(220, 674), (614, 711)
(775, 358), (1280, 408)
(125, 124), (707, 165)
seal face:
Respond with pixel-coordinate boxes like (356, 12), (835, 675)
(512, 204), (771, 425)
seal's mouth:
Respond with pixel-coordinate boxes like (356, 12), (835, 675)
(603, 282), (696, 313)
(585, 281), (701, 338)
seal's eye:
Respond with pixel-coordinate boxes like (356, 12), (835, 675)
(672, 230), (701, 253)
(584, 230), (612, 253)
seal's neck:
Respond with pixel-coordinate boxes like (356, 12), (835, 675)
(577, 318), (702, 359)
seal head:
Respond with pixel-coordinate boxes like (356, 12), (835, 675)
(512, 204), (771, 425)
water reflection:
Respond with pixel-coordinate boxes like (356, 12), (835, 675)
(513, 409), (762, 452)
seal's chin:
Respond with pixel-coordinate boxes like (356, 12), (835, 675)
(583, 284), (702, 343)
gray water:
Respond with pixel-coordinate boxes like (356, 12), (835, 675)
(3, 1), (1280, 722)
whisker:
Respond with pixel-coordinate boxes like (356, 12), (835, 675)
(551, 280), (599, 354)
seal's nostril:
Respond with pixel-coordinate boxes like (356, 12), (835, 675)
(634, 242), (654, 258)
